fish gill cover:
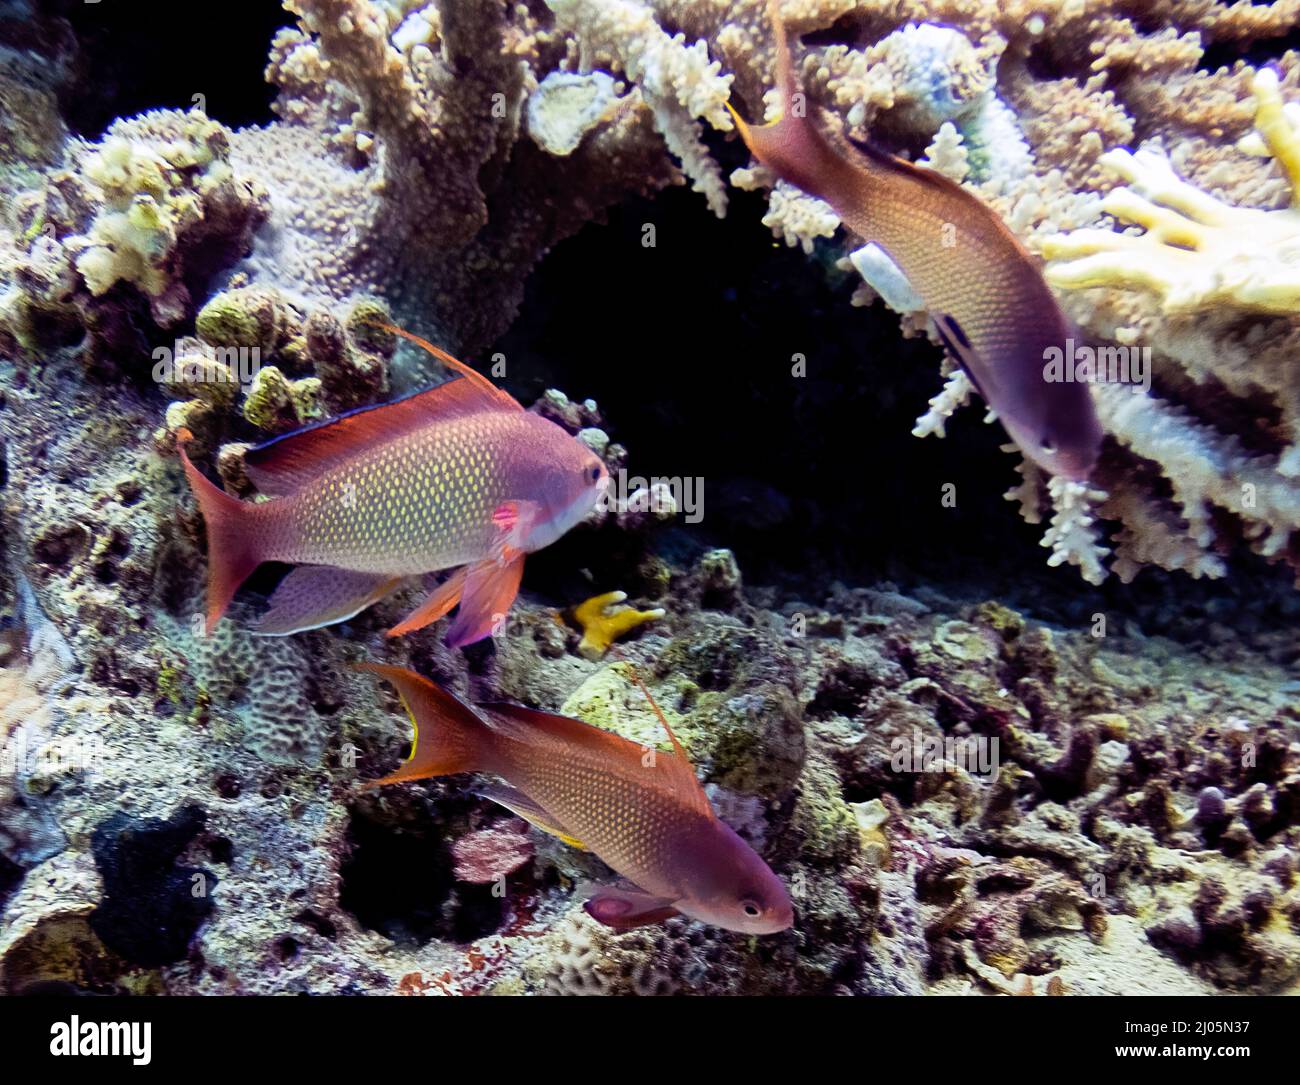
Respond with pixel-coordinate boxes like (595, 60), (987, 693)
(0, 0), (1295, 1001)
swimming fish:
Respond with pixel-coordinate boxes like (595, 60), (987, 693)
(357, 662), (794, 935)
(728, 3), (1103, 480)
(178, 327), (609, 644)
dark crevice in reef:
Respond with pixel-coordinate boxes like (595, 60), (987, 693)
(0, 851), (23, 914)
(88, 803), (216, 967)
(44, 0), (286, 139)
(1199, 26), (1300, 74)
(339, 805), (504, 946)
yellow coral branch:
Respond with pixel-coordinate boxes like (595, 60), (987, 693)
(1251, 69), (1300, 206)
(573, 591), (664, 661)
(1043, 70), (1300, 316)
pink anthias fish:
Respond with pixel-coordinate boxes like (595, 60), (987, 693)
(728, 0), (1103, 480)
(178, 327), (609, 645)
(357, 662), (795, 935)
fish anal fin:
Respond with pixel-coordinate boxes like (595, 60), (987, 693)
(386, 567), (469, 638)
(475, 784), (588, 850)
(252, 566), (404, 636)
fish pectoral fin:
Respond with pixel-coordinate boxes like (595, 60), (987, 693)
(386, 567), (469, 638)
(490, 499), (542, 558)
(473, 784), (588, 850)
(583, 885), (681, 931)
(251, 567), (406, 636)
(443, 552), (526, 648)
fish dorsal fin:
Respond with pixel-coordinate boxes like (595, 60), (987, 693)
(243, 376), (499, 496)
(478, 702), (644, 761)
(375, 323), (522, 414)
(477, 696), (713, 819)
(627, 667), (714, 819)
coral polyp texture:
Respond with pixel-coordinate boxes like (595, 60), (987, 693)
(1044, 72), (1300, 317)
(0, 0), (1297, 1003)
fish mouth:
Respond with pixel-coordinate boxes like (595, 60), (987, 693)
(1053, 449), (1100, 482)
(530, 480), (607, 552)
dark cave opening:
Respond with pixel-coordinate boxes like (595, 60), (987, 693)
(0, 850), (23, 915)
(1199, 26), (1300, 75)
(42, 0), (285, 138)
(339, 807), (455, 946)
(338, 805), (505, 947)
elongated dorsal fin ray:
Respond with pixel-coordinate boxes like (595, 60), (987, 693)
(627, 666), (714, 819)
(370, 322), (522, 413)
(769, 0), (795, 109)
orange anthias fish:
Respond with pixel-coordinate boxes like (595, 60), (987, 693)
(178, 328), (609, 644)
(357, 663), (794, 935)
(729, 3), (1103, 481)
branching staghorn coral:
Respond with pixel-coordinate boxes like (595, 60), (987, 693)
(1044, 70), (1300, 315)
(545, 0), (736, 216)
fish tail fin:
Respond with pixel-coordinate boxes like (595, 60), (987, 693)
(177, 430), (263, 635)
(728, 0), (845, 198)
(354, 663), (491, 787)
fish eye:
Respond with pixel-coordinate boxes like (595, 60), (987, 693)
(1039, 437), (1057, 454)
(741, 899), (762, 918)
(588, 465), (602, 482)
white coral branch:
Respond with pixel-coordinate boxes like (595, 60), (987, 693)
(1095, 383), (1300, 560)
(913, 368), (974, 439)
(1101, 490), (1227, 583)
(1040, 476), (1110, 586)
(546, 0), (734, 216)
